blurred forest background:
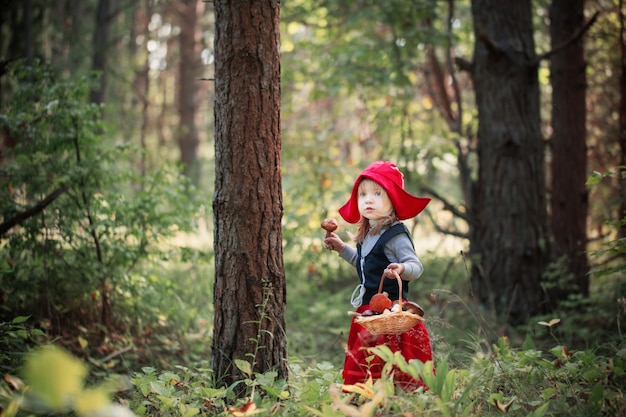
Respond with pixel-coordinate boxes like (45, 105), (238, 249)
(1, 0), (626, 416)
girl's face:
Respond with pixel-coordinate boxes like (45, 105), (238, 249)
(357, 179), (393, 220)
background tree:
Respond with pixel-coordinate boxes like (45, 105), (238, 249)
(617, 0), (626, 238)
(469, 0), (551, 323)
(89, 0), (111, 105)
(211, 0), (287, 388)
(548, 0), (591, 300)
(175, 0), (204, 184)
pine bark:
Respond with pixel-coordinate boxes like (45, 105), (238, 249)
(212, 0), (287, 388)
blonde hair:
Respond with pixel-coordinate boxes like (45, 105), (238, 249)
(351, 179), (397, 243)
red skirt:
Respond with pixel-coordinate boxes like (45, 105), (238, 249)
(342, 303), (433, 391)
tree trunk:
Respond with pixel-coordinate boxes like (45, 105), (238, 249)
(619, 0), (626, 238)
(549, 0), (590, 298)
(212, 0), (287, 389)
(177, 0), (203, 184)
(90, 0), (110, 104)
(24, 0), (33, 65)
(470, 0), (551, 324)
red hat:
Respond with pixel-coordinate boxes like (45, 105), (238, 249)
(338, 161), (431, 223)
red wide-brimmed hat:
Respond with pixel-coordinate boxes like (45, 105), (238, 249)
(338, 161), (431, 224)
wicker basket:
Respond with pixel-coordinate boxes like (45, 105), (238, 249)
(353, 271), (424, 335)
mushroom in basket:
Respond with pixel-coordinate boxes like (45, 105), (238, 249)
(394, 300), (425, 317)
(369, 292), (392, 313)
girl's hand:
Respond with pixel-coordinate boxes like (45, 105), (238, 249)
(383, 263), (404, 278)
(324, 232), (345, 252)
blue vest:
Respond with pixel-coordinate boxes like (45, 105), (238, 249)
(356, 223), (413, 305)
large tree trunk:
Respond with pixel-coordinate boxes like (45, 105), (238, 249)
(470, 0), (551, 324)
(212, 0), (287, 389)
(177, 0), (203, 184)
(549, 0), (590, 298)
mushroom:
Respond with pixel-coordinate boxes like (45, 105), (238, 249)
(321, 217), (338, 237)
(370, 292), (393, 313)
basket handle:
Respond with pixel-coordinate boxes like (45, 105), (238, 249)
(377, 269), (403, 309)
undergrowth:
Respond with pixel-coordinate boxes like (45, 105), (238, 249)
(3, 234), (625, 416)
(2, 246), (626, 417)
(1, 332), (624, 416)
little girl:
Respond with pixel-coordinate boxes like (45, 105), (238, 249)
(324, 161), (433, 391)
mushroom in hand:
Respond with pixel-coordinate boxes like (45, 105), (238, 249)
(321, 217), (338, 237)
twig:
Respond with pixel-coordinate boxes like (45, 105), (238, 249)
(102, 344), (134, 362)
(421, 184), (469, 223)
(0, 185), (68, 237)
(535, 11), (600, 64)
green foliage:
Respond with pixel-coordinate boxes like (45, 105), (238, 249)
(468, 336), (626, 416)
(126, 336), (626, 416)
(0, 316), (45, 376)
(4, 330), (624, 417)
(587, 166), (626, 277)
(0, 60), (207, 372)
(129, 358), (340, 416)
(0, 61), (200, 325)
(301, 336), (625, 417)
(131, 363), (221, 417)
(0, 344), (135, 417)
(282, 0), (451, 95)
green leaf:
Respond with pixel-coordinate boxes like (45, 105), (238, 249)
(179, 404), (200, 417)
(22, 345), (88, 411)
(542, 387), (556, 400)
(255, 370), (278, 388)
(588, 382), (604, 413)
(234, 359), (252, 377)
(11, 316), (30, 324)
(521, 334), (535, 350)
(78, 336), (88, 350)
(420, 360), (438, 394)
(300, 380), (323, 404)
(528, 402), (549, 417)
(440, 368), (456, 402)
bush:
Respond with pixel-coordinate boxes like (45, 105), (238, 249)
(0, 61), (205, 373)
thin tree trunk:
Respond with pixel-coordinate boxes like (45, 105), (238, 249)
(619, 0), (626, 238)
(24, 0), (33, 65)
(212, 0), (287, 390)
(470, 0), (551, 324)
(177, 0), (203, 184)
(549, 0), (590, 298)
(133, 0), (151, 182)
(90, 0), (110, 104)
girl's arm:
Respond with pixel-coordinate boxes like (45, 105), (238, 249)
(324, 232), (358, 267)
(338, 244), (357, 267)
(384, 234), (423, 280)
